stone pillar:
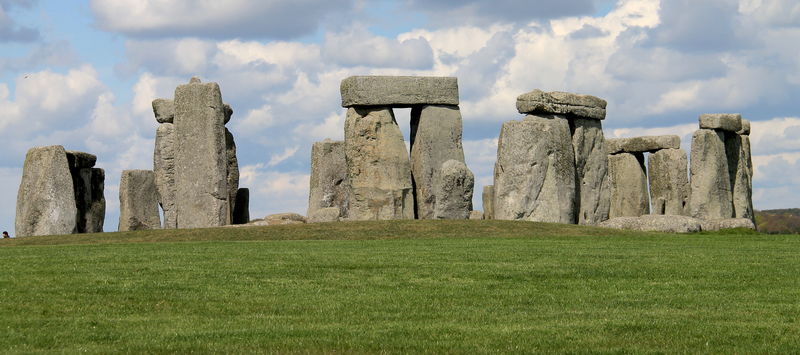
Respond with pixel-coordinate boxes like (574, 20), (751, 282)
(154, 122), (176, 228)
(66, 151), (105, 233)
(433, 160), (474, 219)
(410, 104), (469, 219)
(732, 119), (754, 221)
(493, 114), (576, 223)
(648, 148), (690, 215)
(307, 140), (349, 219)
(225, 127), (239, 223)
(232, 188), (249, 225)
(608, 152), (649, 218)
(482, 185), (494, 220)
(15, 145), (77, 237)
(690, 129), (732, 219)
(118, 170), (161, 231)
(570, 118), (610, 225)
(344, 106), (414, 220)
(173, 77), (229, 228)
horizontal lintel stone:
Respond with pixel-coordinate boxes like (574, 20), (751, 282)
(699, 113), (742, 132)
(737, 118), (751, 135)
(340, 76), (459, 107)
(516, 89), (607, 120)
(606, 135), (681, 154)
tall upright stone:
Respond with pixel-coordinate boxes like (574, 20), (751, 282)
(690, 129), (733, 219)
(15, 145), (77, 237)
(173, 77), (229, 228)
(307, 140), (350, 218)
(648, 148), (690, 215)
(493, 114), (576, 223)
(608, 152), (649, 218)
(154, 123), (177, 228)
(118, 170), (161, 231)
(66, 151), (104, 233)
(482, 185), (494, 220)
(344, 106), (414, 220)
(232, 188), (250, 225)
(225, 128), (239, 222)
(433, 160), (474, 219)
(85, 168), (106, 233)
(728, 132), (754, 221)
(570, 118), (610, 225)
(410, 105), (467, 219)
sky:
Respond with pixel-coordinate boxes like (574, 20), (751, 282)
(1, 0), (800, 233)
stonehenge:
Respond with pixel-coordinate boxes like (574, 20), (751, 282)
(307, 140), (349, 219)
(118, 170), (161, 231)
(15, 145), (105, 237)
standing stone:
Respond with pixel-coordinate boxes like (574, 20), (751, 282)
(154, 123), (177, 228)
(344, 106), (414, 220)
(232, 188), (250, 225)
(727, 133), (754, 221)
(433, 160), (474, 219)
(410, 105), (467, 219)
(493, 114), (576, 223)
(648, 148), (690, 215)
(307, 140), (350, 218)
(570, 118), (610, 225)
(690, 129), (733, 219)
(225, 128), (239, 222)
(15, 145), (77, 237)
(608, 152), (649, 218)
(72, 167), (105, 233)
(118, 170), (161, 231)
(308, 207), (340, 223)
(174, 78), (229, 228)
(482, 185), (494, 220)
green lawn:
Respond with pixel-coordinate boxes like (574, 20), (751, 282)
(0, 220), (798, 353)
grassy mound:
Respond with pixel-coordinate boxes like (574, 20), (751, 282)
(0, 221), (797, 353)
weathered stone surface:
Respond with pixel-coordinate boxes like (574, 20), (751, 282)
(344, 107), (414, 220)
(571, 118), (610, 225)
(516, 89), (607, 120)
(605, 135), (681, 154)
(410, 105), (466, 219)
(482, 185), (494, 220)
(599, 215), (702, 233)
(154, 123), (177, 228)
(699, 113), (742, 132)
(493, 114), (577, 223)
(726, 133), (754, 221)
(690, 129), (733, 219)
(118, 170), (161, 231)
(65, 150), (96, 169)
(225, 128), (239, 222)
(608, 152), (649, 218)
(469, 210), (484, 220)
(308, 207), (340, 223)
(340, 76), (459, 107)
(264, 213), (307, 225)
(152, 98), (175, 124)
(648, 148), (690, 215)
(73, 167), (105, 233)
(232, 188), (249, 225)
(700, 218), (756, 231)
(174, 79), (229, 228)
(223, 103), (233, 124)
(433, 160), (474, 219)
(15, 145), (77, 237)
(737, 119), (751, 135)
(307, 140), (349, 219)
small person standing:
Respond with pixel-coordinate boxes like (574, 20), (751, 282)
(2, 231), (9, 238)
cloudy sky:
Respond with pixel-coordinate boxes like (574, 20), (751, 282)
(2, 0), (800, 232)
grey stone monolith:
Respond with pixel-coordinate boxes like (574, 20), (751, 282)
(571, 118), (610, 225)
(308, 207), (340, 223)
(225, 128), (239, 222)
(433, 160), (474, 219)
(410, 105), (467, 219)
(152, 99), (175, 124)
(482, 185), (494, 220)
(232, 188), (249, 224)
(516, 90), (607, 120)
(608, 152), (649, 218)
(174, 78), (229, 228)
(341, 76), (459, 107)
(15, 145), (77, 237)
(648, 148), (690, 215)
(493, 114), (576, 223)
(699, 113), (742, 132)
(599, 215), (702, 233)
(73, 167), (105, 233)
(307, 140), (349, 219)
(726, 133), (754, 221)
(118, 170), (161, 231)
(154, 123), (177, 228)
(690, 129), (733, 219)
(605, 135), (681, 154)
(344, 106), (414, 220)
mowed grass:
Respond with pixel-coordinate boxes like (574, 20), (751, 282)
(0, 220), (798, 353)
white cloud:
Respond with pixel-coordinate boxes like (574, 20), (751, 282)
(322, 27), (434, 69)
(268, 146), (300, 167)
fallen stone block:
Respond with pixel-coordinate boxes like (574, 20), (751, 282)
(264, 213), (307, 225)
(700, 218), (756, 231)
(699, 113), (742, 132)
(516, 89), (606, 120)
(599, 215), (702, 233)
(340, 76), (459, 107)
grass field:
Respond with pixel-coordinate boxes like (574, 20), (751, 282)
(0, 220), (798, 353)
